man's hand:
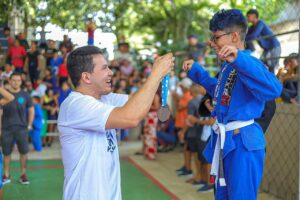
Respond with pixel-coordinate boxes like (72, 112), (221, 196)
(217, 45), (238, 63)
(152, 53), (174, 80)
(182, 59), (194, 72)
(208, 117), (216, 125)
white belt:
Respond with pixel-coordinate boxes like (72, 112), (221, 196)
(210, 119), (255, 187)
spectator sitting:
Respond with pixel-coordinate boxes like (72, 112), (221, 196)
(246, 9), (281, 73)
(35, 79), (47, 97)
(120, 59), (134, 77)
(157, 116), (176, 152)
(41, 88), (59, 147)
(24, 81), (34, 95)
(115, 79), (129, 94)
(114, 42), (134, 64)
(1, 64), (14, 81)
(142, 60), (152, 77)
(43, 68), (57, 93)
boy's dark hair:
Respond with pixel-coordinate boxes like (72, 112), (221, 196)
(32, 96), (40, 101)
(247, 9), (259, 18)
(67, 46), (103, 87)
(209, 9), (248, 41)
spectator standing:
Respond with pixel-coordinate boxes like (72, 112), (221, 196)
(1, 72), (34, 185)
(7, 39), (27, 73)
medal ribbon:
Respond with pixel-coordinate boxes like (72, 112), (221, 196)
(161, 74), (170, 108)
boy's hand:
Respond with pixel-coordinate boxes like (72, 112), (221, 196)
(218, 45), (238, 63)
(182, 59), (194, 72)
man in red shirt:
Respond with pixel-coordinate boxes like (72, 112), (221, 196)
(58, 57), (69, 86)
(8, 39), (27, 73)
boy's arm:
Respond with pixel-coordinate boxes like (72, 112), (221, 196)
(218, 46), (282, 101)
(183, 60), (217, 97)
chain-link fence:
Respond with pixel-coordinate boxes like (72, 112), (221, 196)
(246, 2), (300, 200)
(262, 104), (299, 199)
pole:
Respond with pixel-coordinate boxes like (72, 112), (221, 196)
(297, 17), (300, 200)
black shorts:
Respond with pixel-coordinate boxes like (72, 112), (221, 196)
(186, 138), (199, 153)
(197, 140), (209, 164)
(1, 127), (29, 156)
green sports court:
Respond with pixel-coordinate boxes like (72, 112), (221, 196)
(4, 159), (172, 200)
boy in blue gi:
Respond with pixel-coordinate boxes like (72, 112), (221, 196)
(182, 9), (282, 200)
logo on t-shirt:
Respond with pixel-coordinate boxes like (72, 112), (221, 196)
(18, 97), (25, 105)
(106, 130), (116, 153)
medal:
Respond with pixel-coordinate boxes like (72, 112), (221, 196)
(158, 73), (171, 122)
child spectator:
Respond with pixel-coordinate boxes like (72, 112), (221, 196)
(30, 94), (44, 152)
(49, 49), (63, 76)
(157, 116), (176, 152)
(41, 88), (59, 147)
(25, 41), (40, 88)
(1, 64), (14, 81)
(58, 81), (72, 106)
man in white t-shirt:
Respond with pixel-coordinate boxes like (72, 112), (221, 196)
(58, 46), (173, 200)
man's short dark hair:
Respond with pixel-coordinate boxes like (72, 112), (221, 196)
(209, 9), (248, 41)
(4, 27), (10, 32)
(247, 9), (259, 18)
(10, 72), (22, 79)
(67, 46), (103, 87)
(188, 34), (197, 39)
(118, 43), (129, 48)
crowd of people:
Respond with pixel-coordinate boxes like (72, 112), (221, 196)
(0, 8), (298, 199)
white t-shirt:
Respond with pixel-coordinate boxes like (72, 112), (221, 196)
(58, 91), (128, 200)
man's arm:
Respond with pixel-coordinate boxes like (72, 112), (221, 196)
(245, 22), (264, 41)
(28, 106), (34, 129)
(106, 53), (173, 129)
(0, 87), (14, 106)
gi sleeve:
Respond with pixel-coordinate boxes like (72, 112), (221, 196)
(187, 63), (217, 97)
(231, 50), (283, 101)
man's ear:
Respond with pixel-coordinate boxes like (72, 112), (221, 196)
(232, 32), (240, 43)
(81, 72), (92, 84)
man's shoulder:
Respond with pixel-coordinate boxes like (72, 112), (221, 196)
(17, 90), (31, 97)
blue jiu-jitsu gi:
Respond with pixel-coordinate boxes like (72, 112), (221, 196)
(187, 49), (282, 200)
